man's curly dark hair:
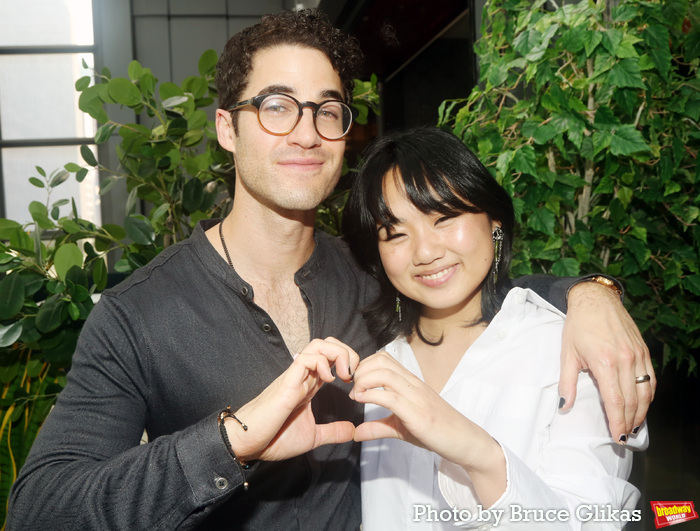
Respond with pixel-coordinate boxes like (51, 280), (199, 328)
(216, 9), (364, 116)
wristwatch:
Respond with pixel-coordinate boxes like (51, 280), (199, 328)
(589, 275), (623, 297)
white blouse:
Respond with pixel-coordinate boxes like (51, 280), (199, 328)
(360, 288), (648, 530)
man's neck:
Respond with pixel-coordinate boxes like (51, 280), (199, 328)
(207, 200), (317, 282)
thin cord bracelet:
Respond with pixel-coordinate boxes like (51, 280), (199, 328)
(218, 407), (250, 491)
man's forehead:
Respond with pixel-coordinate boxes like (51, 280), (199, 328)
(246, 45), (342, 97)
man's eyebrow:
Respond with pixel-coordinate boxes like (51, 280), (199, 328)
(258, 84), (294, 96)
(321, 89), (344, 101)
(256, 86), (344, 101)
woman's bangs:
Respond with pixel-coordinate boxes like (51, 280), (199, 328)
(401, 166), (480, 218)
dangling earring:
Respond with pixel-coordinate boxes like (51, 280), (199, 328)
(395, 294), (402, 322)
(492, 226), (504, 288)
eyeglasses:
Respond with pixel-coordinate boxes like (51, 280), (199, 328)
(228, 93), (357, 141)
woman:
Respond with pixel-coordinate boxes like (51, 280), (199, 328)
(342, 127), (647, 529)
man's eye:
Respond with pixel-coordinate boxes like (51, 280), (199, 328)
(262, 100), (294, 114)
(318, 107), (340, 121)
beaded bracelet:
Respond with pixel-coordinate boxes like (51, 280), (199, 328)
(218, 407), (251, 491)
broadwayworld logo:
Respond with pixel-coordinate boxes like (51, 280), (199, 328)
(650, 501), (698, 528)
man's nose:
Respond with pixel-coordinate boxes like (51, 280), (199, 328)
(286, 108), (322, 148)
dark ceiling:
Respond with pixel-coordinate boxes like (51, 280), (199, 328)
(318, 0), (471, 80)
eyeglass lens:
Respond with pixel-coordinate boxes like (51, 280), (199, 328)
(257, 94), (352, 140)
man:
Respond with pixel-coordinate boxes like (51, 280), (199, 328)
(8, 9), (653, 530)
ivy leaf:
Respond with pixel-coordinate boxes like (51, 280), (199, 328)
(617, 186), (633, 208)
(593, 176), (615, 194)
(610, 125), (651, 156)
(616, 34), (641, 59)
(626, 238), (650, 267)
(644, 25), (672, 80)
(552, 257), (581, 276)
(512, 145), (537, 176)
(486, 61), (508, 88)
(527, 208), (556, 235)
(560, 26), (586, 54)
(533, 123), (558, 144)
(602, 29), (624, 56)
(686, 275), (700, 296)
(608, 59), (645, 89)
(584, 30), (603, 57)
(611, 4), (637, 22)
(594, 106), (621, 130)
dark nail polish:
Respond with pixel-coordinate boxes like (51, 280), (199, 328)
(618, 434), (627, 444)
(558, 397), (566, 409)
(632, 426), (640, 435)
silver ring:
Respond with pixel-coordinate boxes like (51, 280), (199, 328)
(635, 374), (651, 384)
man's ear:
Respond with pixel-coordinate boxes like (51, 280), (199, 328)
(216, 109), (237, 154)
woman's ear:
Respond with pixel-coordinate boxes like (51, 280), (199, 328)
(215, 109), (237, 154)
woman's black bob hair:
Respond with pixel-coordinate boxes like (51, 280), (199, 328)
(342, 126), (515, 346)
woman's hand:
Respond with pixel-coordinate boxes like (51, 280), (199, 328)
(350, 351), (506, 506)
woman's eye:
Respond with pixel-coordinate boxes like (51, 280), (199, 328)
(435, 215), (454, 225)
(379, 228), (404, 242)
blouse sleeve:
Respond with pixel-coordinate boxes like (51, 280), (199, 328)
(437, 371), (647, 530)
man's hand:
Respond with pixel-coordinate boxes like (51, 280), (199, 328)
(224, 337), (359, 462)
(559, 281), (655, 443)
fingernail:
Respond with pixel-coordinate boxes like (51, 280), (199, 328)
(632, 426), (640, 435)
(293, 352), (300, 360)
(558, 397), (566, 409)
(618, 434), (627, 445)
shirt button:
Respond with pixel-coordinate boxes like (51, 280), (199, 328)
(241, 287), (249, 296)
(262, 323), (272, 332)
(214, 476), (228, 489)
(497, 329), (507, 339)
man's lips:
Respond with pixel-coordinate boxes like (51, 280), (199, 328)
(278, 158), (324, 169)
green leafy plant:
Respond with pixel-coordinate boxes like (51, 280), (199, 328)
(438, 0), (700, 373)
(69, 49), (232, 274)
(0, 168), (132, 524)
